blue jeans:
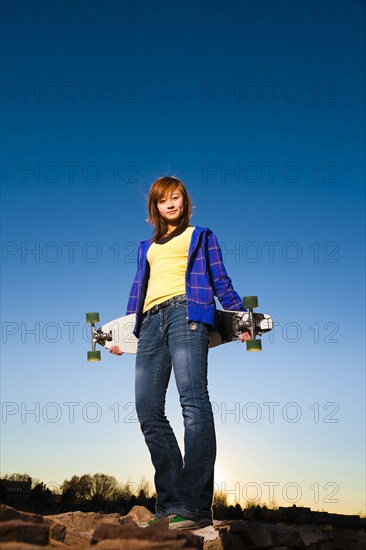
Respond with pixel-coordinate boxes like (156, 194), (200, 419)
(135, 297), (216, 520)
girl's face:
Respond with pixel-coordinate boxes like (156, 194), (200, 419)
(157, 188), (185, 226)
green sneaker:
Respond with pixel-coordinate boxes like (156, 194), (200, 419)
(168, 515), (212, 530)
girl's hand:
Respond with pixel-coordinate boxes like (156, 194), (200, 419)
(240, 331), (252, 343)
(109, 345), (123, 355)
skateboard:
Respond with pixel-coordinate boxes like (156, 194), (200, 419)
(86, 296), (273, 362)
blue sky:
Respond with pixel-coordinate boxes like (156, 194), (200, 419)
(1, 0), (365, 515)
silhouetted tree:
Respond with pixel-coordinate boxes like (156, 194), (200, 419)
(3, 473), (31, 483)
(225, 503), (244, 519)
(213, 489), (228, 519)
(0, 482), (7, 503)
(61, 473), (120, 511)
(30, 483), (53, 513)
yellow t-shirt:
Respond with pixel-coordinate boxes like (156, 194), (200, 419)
(143, 226), (195, 313)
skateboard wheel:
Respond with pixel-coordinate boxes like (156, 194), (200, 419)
(243, 296), (258, 309)
(87, 350), (101, 362)
(86, 312), (100, 324)
(246, 339), (262, 352)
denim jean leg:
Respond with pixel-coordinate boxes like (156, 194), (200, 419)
(135, 311), (183, 517)
(165, 302), (216, 520)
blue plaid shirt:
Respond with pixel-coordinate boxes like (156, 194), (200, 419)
(126, 226), (245, 337)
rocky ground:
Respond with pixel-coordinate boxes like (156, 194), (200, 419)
(0, 503), (365, 549)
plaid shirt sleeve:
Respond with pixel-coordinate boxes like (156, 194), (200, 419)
(126, 243), (142, 314)
(206, 231), (245, 311)
(126, 270), (139, 314)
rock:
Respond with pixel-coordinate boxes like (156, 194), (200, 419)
(265, 524), (303, 547)
(332, 528), (366, 550)
(225, 520), (273, 547)
(1, 503), (365, 550)
(203, 538), (225, 550)
(194, 525), (218, 542)
(44, 511), (120, 534)
(146, 517), (170, 530)
(0, 504), (44, 524)
(0, 544), (57, 550)
(121, 505), (154, 525)
(47, 521), (67, 542)
(262, 523), (336, 548)
(298, 526), (334, 546)
(61, 529), (91, 546)
(0, 520), (50, 546)
(43, 510), (123, 543)
(219, 530), (247, 549)
(94, 541), (195, 550)
(316, 542), (335, 550)
(91, 522), (203, 548)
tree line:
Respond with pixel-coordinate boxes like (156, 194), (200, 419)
(0, 472), (263, 519)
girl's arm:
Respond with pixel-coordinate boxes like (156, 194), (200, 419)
(126, 242), (143, 315)
(126, 271), (139, 315)
(206, 231), (245, 312)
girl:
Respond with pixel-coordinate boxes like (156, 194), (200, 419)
(110, 176), (250, 530)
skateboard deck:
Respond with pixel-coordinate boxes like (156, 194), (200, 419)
(86, 296), (273, 362)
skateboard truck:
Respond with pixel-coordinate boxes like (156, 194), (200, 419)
(239, 296), (262, 351)
(86, 312), (113, 362)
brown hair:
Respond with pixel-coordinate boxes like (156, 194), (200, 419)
(147, 176), (192, 241)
